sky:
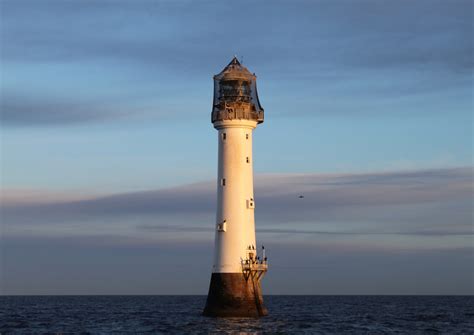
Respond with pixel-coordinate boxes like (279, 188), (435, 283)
(0, 0), (473, 295)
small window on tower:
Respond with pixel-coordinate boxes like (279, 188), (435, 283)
(247, 198), (255, 209)
(221, 178), (226, 186)
(216, 220), (226, 232)
(222, 133), (226, 140)
(246, 134), (249, 140)
(246, 157), (249, 163)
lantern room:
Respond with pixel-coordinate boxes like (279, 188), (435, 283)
(211, 57), (264, 124)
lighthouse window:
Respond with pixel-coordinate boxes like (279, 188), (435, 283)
(221, 178), (226, 186)
(246, 134), (249, 140)
(222, 133), (226, 140)
(247, 199), (255, 209)
(216, 220), (226, 232)
(220, 80), (251, 102)
(240, 82), (251, 95)
(221, 80), (239, 97)
(246, 157), (249, 163)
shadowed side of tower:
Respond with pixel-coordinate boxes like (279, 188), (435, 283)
(203, 57), (268, 317)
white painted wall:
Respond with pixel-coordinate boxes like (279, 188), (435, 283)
(212, 119), (259, 273)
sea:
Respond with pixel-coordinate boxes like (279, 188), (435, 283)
(1, 295), (473, 334)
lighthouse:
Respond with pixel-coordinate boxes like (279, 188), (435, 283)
(203, 57), (268, 317)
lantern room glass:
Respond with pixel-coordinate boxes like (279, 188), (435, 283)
(220, 80), (251, 102)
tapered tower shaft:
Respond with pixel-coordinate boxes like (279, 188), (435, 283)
(214, 121), (256, 273)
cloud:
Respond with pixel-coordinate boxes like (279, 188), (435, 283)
(2, 233), (473, 295)
(1, 0), (471, 127)
(0, 93), (125, 125)
(1, 1), (471, 73)
(0, 90), (171, 125)
(2, 167), (472, 241)
(323, 1), (473, 73)
(138, 224), (473, 237)
(2, 167), (473, 294)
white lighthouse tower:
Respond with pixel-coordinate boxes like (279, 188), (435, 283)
(203, 57), (268, 317)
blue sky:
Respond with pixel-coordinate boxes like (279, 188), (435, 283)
(1, 0), (472, 294)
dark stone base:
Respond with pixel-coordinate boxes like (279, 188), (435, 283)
(203, 273), (268, 317)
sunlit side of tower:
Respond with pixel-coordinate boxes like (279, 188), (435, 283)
(203, 57), (268, 317)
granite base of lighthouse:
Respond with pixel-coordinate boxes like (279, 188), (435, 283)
(203, 273), (267, 317)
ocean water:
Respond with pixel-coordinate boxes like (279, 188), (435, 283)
(1, 295), (473, 334)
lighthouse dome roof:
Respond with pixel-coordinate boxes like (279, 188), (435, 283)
(214, 56), (255, 81)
